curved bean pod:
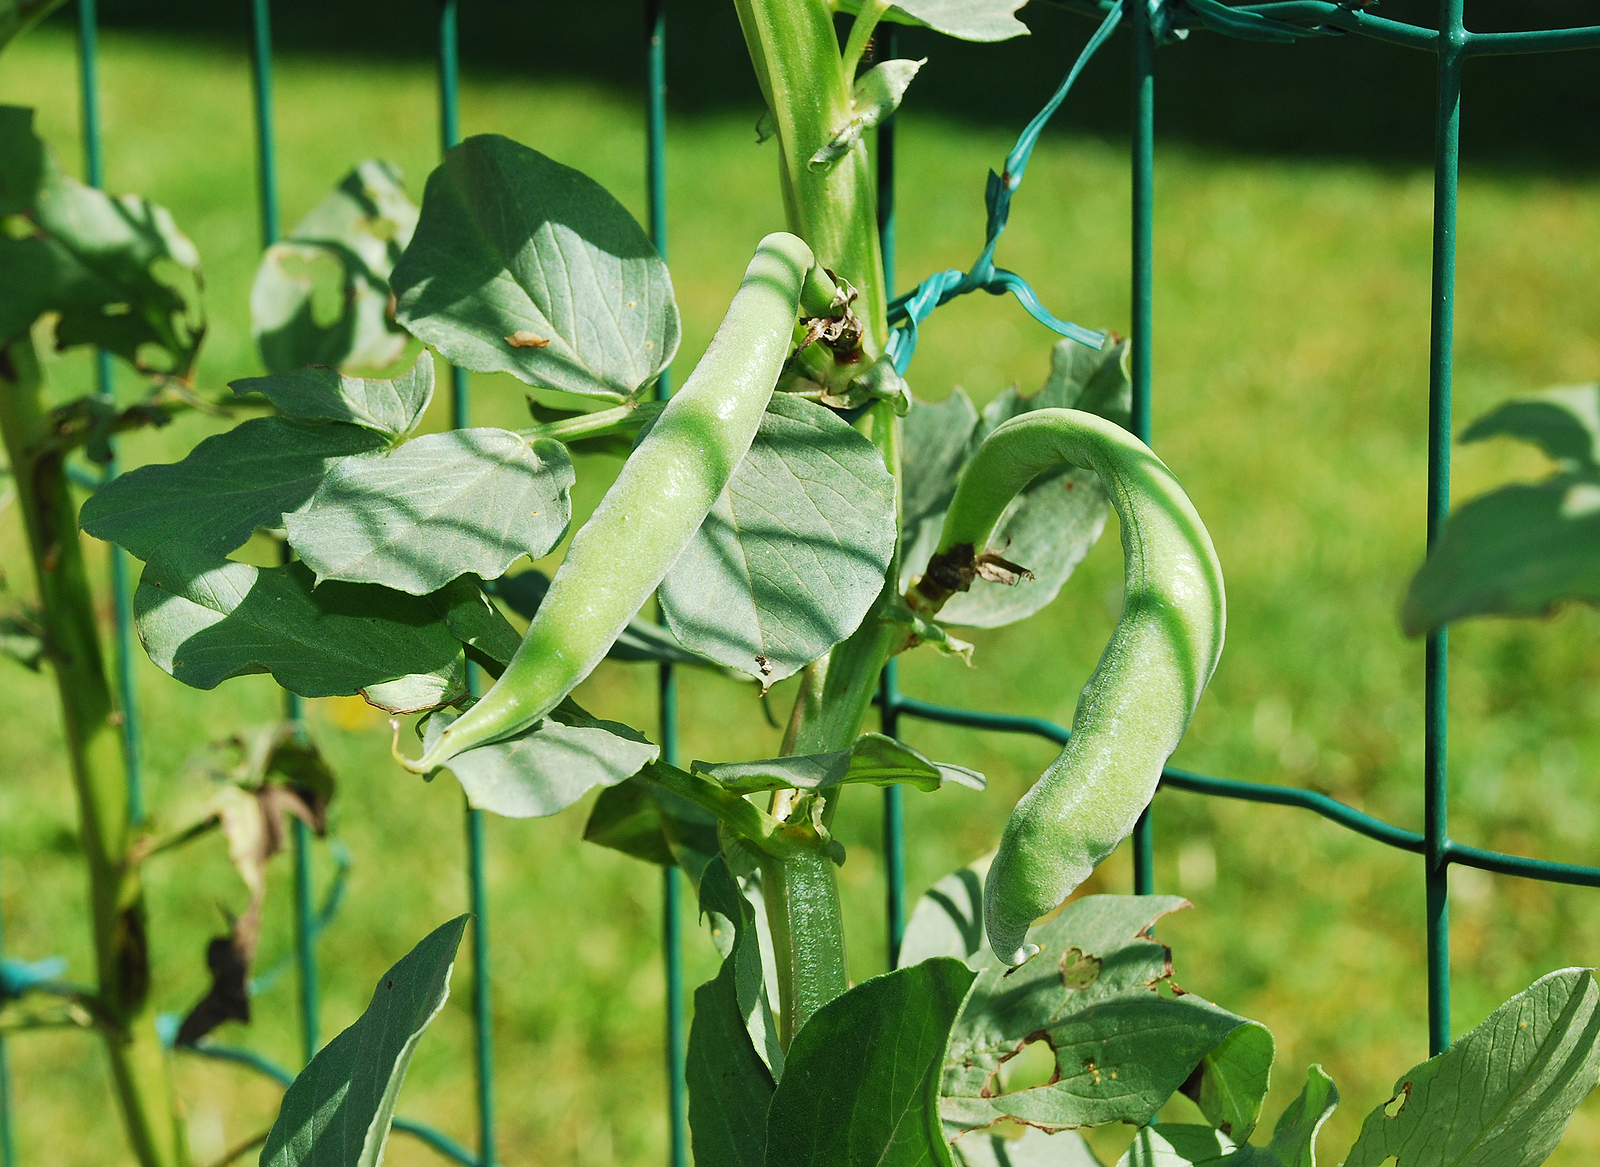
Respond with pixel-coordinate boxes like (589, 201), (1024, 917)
(920, 409), (1224, 966)
(402, 232), (818, 772)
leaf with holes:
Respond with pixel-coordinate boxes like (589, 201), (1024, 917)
(0, 106), (204, 375)
(1343, 968), (1600, 1167)
(687, 857), (783, 1167)
(392, 134), (678, 400)
(80, 417), (387, 559)
(422, 699), (659, 818)
(659, 394), (896, 683)
(767, 958), (976, 1167)
(232, 353), (434, 440)
(925, 339), (1130, 628)
(260, 915), (467, 1167)
(251, 159), (418, 373)
(134, 541), (465, 710)
(834, 0), (1028, 42)
(942, 895), (1271, 1140)
(694, 732), (982, 796)
(285, 428), (574, 594)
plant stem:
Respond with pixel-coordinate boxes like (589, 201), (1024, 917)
(733, 0), (888, 347)
(0, 336), (189, 1167)
(519, 399), (663, 443)
(840, 0), (893, 82)
(759, 846), (849, 1048)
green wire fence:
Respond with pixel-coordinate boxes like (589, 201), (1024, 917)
(3, 1), (1600, 1163)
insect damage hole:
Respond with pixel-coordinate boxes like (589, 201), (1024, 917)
(987, 1034), (1058, 1096)
(1383, 1081), (1413, 1118)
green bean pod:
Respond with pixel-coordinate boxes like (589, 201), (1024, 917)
(404, 232), (817, 772)
(924, 409), (1225, 966)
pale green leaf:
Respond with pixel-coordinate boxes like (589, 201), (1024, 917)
(231, 354), (434, 439)
(1188, 1022), (1276, 1144)
(1343, 968), (1600, 1167)
(659, 394), (896, 683)
(392, 134), (678, 400)
(834, 0), (1029, 42)
(767, 958), (977, 1167)
(423, 700), (659, 818)
(694, 732), (982, 795)
(956, 1128), (1104, 1167)
(812, 59), (926, 168)
(931, 339), (1129, 628)
(898, 858), (989, 970)
(260, 916), (467, 1167)
(899, 389), (980, 592)
(134, 541), (465, 710)
(943, 896), (1268, 1139)
(1117, 1066), (1337, 1167)
(285, 428), (574, 594)
(0, 105), (204, 375)
(251, 159), (418, 373)
(80, 417), (387, 559)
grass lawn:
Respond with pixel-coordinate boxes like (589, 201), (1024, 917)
(3, 21), (1600, 1166)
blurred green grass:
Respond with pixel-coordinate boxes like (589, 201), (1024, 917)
(3, 24), (1600, 1167)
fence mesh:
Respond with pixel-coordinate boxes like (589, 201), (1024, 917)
(4, 1), (1600, 1163)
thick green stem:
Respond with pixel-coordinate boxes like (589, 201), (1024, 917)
(759, 845), (849, 1048)
(733, 0), (888, 347)
(0, 337), (189, 1167)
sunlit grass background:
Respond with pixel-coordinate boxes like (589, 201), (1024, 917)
(3, 21), (1600, 1166)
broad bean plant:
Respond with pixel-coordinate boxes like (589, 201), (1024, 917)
(2, 2), (1598, 1166)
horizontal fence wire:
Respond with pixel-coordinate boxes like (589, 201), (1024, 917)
(4, 1), (1599, 1162)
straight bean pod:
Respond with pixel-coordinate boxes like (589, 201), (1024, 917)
(403, 232), (818, 772)
(918, 409), (1225, 966)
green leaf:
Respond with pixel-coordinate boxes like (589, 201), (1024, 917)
(1460, 384), (1600, 471)
(1117, 1066), (1337, 1167)
(688, 858), (781, 1167)
(0, 613), (44, 671)
(1185, 1022), (1276, 1144)
(260, 915), (467, 1167)
(834, 0), (1029, 42)
(80, 417), (387, 559)
(943, 895), (1270, 1140)
(392, 134), (678, 401)
(955, 1128), (1104, 1167)
(694, 732), (982, 795)
(0, 106), (204, 375)
(1401, 474), (1600, 635)
(231, 354), (434, 440)
(251, 159), (418, 373)
(1343, 967), (1600, 1167)
(659, 394), (896, 683)
(767, 958), (977, 1167)
(134, 541), (465, 710)
(285, 428), (574, 594)
(930, 339), (1130, 628)
(492, 569), (708, 666)
(899, 858), (989, 970)
(900, 389), (980, 592)
(422, 699), (659, 818)
(583, 774), (721, 885)
(430, 575), (525, 668)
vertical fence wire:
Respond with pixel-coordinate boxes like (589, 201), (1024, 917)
(876, 26), (908, 972)
(0, 869), (12, 1167)
(1127, 0), (1156, 897)
(245, 0), (320, 1066)
(1424, 0), (1465, 1057)
(74, 0), (144, 829)
(644, 4), (689, 1162)
(435, 5), (498, 1160)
